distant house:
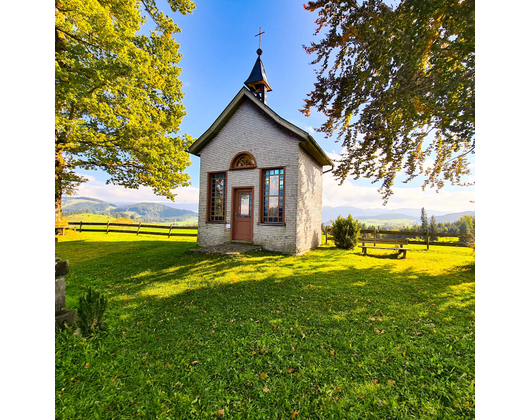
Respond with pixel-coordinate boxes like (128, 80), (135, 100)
(188, 48), (333, 255)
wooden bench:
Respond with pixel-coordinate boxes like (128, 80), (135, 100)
(359, 238), (412, 259)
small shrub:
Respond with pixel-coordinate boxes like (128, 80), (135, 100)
(330, 215), (361, 250)
(77, 287), (108, 336)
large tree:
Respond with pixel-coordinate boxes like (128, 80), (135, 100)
(55, 0), (195, 217)
(302, 0), (475, 202)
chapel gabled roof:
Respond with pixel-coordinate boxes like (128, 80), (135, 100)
(187, 87), (333, 168)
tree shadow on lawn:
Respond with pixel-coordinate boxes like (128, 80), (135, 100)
(56, 239), (475, 419)
(57, 237), (474, 315)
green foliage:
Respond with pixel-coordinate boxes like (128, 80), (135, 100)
(302, 0), (475, 202)
(330, 214), (361, 249)
(399, 213), (475, 242)
(458, 215), (474, 244)
(430, 215), (439, 240)
(76, 287), (108, 336)
(421, 207), (429, 231)
(55, 0), (196, 214)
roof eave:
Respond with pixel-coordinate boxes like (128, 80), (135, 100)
(300, 135), (334, 167)
(187, 88), (249, 156)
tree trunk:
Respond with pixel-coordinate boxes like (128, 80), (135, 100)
(55, 129), (64, 220)
(55, 181), (62, 220)
(55, 23), (66, 221)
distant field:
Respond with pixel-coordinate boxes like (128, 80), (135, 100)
(323, 218), (417, 228)
(65, 213), (115, 223)
(65, 213), (198, 226)
(358, 218), (417, 228)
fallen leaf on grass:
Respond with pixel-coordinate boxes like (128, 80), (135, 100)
(263, 387), (270, 392)
(292, 410), (298, 418)
(191, 361), (199, 365)
(217, 409), (225, 416)
(260, 373), (268, 379)
(288, 368), (295, 373)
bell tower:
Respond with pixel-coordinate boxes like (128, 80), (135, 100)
(244, 28), (272, 104)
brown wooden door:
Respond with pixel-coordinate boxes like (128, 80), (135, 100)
(232, 188), (253, 241)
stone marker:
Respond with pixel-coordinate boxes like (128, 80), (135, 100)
(55, 258), (75, 329)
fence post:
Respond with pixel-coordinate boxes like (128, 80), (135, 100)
(426, 228), (430, 250)
(79, 220), (83, 233)
(168, 225), (173, 238)
(136, 222), (142, 236)
(106, 219), (110, 234)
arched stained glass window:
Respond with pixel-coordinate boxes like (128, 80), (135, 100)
(230, 152), (257, 169)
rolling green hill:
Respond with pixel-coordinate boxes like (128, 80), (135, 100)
(63, 197), (117, 213)
(62, 197), (197, 223)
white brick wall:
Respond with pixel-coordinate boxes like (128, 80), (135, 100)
(197, 98), (323, 254)
(296, 147), (323, 254)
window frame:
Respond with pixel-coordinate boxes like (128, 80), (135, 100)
(207, 171), (227, 223)
(259, 166), (286, 226)
(229, 152), (258, 170)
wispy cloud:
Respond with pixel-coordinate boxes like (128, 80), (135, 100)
(76, 177), (199, 205)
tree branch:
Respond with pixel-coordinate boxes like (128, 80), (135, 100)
(55, 27), (98, 49)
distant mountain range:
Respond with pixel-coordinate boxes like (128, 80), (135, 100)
(63, 197), (198, 223)
(321, 206), (474, 226)
(63, 197), (473, 226)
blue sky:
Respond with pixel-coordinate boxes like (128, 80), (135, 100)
(74, 0), (475, 213)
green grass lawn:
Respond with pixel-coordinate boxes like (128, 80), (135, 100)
(55, 232), (475, 419)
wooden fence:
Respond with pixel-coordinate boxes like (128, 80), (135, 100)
(324, 226), (473, 250)
(65, 221), (472, 249)
(67, 221), (198, 239)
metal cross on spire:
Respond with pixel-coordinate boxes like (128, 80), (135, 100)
(255, 27), (266, 50)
